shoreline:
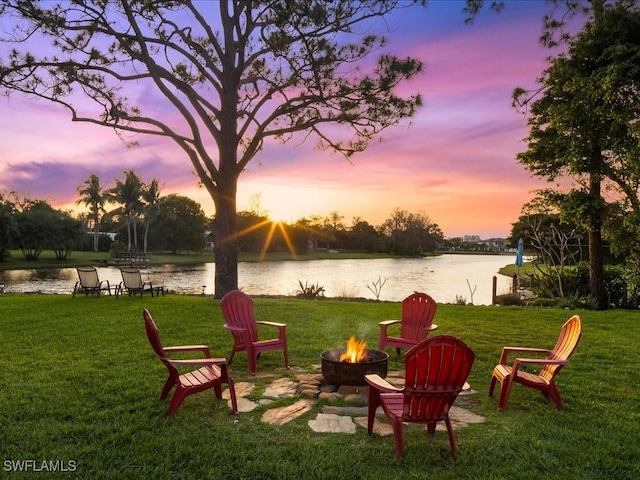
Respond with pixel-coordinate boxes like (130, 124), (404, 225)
(0, 249), (513, 272)
(0, 250), (399, 272)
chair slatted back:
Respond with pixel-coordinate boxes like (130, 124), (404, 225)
(121, 268), (143, 289)
(221, 290), (259, 346)
(541, 315), (582, 382)
(144, 309), (167, 359)
(77, 267), (100, 288)
(400, 292), (437, 341)
(143, 309), (179, 379)
(402, 336), (475, 422)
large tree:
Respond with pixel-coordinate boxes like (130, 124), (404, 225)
(13, 199), (84, 260)
(150, 194), (206, 254)
(107, 169), (143, 253)
(0, 1), (430, 297)
(76, 174), (106, 252)
(0, 193), (17, 261)
(379, 207), (443, 255)
(141, 178), (161, 254)
(513, 0), (640, 309)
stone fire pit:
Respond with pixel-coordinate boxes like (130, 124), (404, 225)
(320, 348), (389, 386)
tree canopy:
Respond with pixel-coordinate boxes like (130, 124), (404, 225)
(76, 174), (106, 253)
(150, 194), (206, 254)
(514, 0), (640, 309)
(0, 0), (427, 297)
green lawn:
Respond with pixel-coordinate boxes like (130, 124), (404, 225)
(1, 294), (638, 479)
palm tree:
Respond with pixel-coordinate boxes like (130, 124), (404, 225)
(108, 170), (143, 252)
(76, 174), (106, 252)
(141, 178), (161, 254)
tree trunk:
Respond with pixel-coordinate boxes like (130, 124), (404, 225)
(212, 42), (242, 298)
(126, 217), (132, 252)
(588, 175), (608, 310)
(213, 174), (239, 299)
(143, 221), (149, 254)
(588, 228), (606, 309)
(132, 216), (138, 251)
(93, 222), (99, 252)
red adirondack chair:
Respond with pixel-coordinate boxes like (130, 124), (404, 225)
(221, 290), (289, 376)
(366, 336), (475, 458)
(489, 315), (582, 411)
(143, 309), (238, 416)
(378, 292), (438, 354)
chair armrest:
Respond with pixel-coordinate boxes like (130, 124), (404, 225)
(223, 324), (254, 344)
(168, 358), (228, 367)
(257, 321), (287, 341)
(163, 345), (212, 357)
(512, 357), (568, 372)
(364, 374), (403, 393)
(257, 321), (286, 328)
(499, 347), (552, 364)
(379, 320), (400, 326)
(223, 324), (247, 333)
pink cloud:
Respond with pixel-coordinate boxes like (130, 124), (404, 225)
(0, 2), (571, 239)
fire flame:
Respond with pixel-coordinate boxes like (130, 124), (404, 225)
(339, 335), (367, 363)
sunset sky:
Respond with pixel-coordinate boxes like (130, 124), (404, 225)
(0, 1), (580, 239)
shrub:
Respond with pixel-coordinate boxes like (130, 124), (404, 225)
(494, 293), (524, 306)
(295, 280), (325, 299)
(530, 262), (631, 308)
(454, 295), (467, 305)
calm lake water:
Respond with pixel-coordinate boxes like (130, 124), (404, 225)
(0, 254), (514, 305)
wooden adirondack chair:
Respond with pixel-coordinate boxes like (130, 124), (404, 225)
(488, 315), (582, 411)
(72, 266), (111, 297)
(378, 292), (438, 354)
(221, 290), (289, 376)
(143, 309), (237, 416)
(366, 336), (475, 458)
(118, 267), (164, 297)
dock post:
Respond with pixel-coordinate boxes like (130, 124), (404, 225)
(492, 276), (497, 305)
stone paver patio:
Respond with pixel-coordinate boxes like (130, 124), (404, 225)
(221, 368), (485, 435)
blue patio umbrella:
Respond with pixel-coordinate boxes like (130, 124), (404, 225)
(515, 238), (524, 269)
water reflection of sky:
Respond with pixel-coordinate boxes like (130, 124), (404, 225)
(0, 255), (513, 305)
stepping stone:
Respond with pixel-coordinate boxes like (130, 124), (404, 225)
(261, 399), (314, 426)
(233, 397), (259, 413)
(445, 405), (485, 429)
(263, 378), (298, 399)
(222, 382), (254, 399)
(353, 417), (393, 436)
(319, 383), (339, 393)
(299, 388), (319, 399)
(308, 414), (356, 434)
(295, 373), (324, 384)
(318, 392), (341, 402)
(323, 406), (368, 416)
(351, 407), (484, 436)
(343, 393), (367, 406)
(336, 385), (366, 396)
(223, 383), (257, 412)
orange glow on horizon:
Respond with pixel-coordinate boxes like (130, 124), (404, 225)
(259, 220), (298, 261)
(218, 218), (299, 260)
